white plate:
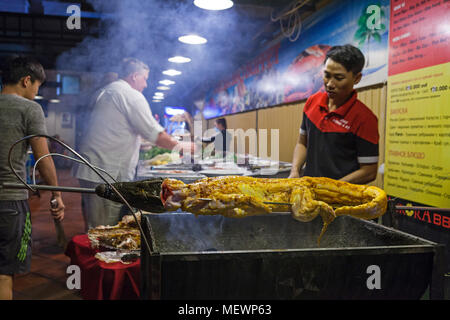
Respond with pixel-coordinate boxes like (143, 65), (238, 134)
(199, 169), (245, 176)
(138, 170), (199, 176)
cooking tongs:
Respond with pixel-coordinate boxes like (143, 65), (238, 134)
(7, 134), (155, 255)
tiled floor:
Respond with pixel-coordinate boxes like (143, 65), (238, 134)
(13, 169), (84, 300)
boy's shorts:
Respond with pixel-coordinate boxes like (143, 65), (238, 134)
(0, 200), (32, 275)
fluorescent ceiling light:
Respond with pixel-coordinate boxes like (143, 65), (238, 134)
(49, 99), (60, 103)
(168, 56), (191, 63)
(165, 107), (186, 116)
(154, 92), (164, 96)
(159, 79), (175, 86)
(152, 100), (162, 103)
(178, 34), (207, 45)
(34, 95), (43, 100)
(194, 0), (233, 10)
(162, 69), (182, 76)
(157, 86), (170, 90)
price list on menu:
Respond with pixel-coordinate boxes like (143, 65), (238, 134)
(385, 0), (450, 208)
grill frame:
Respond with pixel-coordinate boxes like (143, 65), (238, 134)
(140, 213), (445, 300)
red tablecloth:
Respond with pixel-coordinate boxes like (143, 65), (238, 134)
(65, 234), (140, 300)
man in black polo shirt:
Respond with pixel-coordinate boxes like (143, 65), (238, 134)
(289, 44), (379, 184)
(202, 118), (232, 158)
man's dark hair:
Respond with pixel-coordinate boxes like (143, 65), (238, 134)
(1, 56), (46, 85)
(324, 44), (365, 74)
(216, 118), (227, 129)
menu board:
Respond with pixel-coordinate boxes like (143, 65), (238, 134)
(388, 0), (448, 76)
(385, 0), (450, 208)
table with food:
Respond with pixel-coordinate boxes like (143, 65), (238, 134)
(136, 145), (293, 182)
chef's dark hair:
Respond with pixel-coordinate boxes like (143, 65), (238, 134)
(119, 57), (149, 78)
(1, 56), (46, 85)
(324, 44), (365, 74)
(216, 118), (227, 129)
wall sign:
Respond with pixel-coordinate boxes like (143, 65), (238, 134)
(385, 0), (450, 208)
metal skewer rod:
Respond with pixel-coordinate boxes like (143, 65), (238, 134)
(0, 182), (96, 193)
(199, 199), (450, 213)
(198, 198), (291, 206)
(394, 206), (450, 213)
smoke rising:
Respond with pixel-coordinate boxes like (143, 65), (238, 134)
(156, 213), (225, 252)
(57, 0), (270, 110)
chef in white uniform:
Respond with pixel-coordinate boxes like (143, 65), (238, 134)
(73, 58), (193, 230)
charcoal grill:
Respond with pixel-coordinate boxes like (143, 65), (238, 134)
(140, 213), (445, 300)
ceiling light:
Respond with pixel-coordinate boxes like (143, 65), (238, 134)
(154, 92), (164, 96)
(162, 69), (182, 76)
(178, 34), (207, 45)
(168, 56), (191, 63)
(157, 86), (170, 90)
(34, 95), (43, 100)
(49, 99), (60, 103)
(194, 0), (233, 10)
(165, 107), (186, 116)
(152, 100), (162, 103)
(159, 79), (175, 86)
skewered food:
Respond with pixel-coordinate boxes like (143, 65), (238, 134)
(89, 227), (140, 250)
(88, 212), (142, 250)
(161, 176), (387, 244)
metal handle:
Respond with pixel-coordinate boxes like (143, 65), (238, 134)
(50, 198), (58, 209)
(394, 205), (450, 214)
(0, 182), (96, 194)
(51, 197), (67, 249)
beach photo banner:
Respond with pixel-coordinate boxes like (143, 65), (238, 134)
(202, 0), (390, 119)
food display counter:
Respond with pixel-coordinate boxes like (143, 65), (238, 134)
(136, 153), (292, 181)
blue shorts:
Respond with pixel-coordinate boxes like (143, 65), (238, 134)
(0, 200), (32, 275)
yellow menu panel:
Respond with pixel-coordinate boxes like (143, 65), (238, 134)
(385, 62), (450, 207)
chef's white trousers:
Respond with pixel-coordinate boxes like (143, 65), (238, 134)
(78, 179), (122, 232)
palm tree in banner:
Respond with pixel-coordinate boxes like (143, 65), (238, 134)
(354, 3), (386, 67)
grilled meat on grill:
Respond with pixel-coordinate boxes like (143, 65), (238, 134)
(161, 176), (388, 244)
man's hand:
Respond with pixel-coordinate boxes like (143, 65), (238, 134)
(288, 170), (300, 179)
(177, 141), (197, 155)
(289, 134), (307, 179)
(50, 193), (65, 221)
(340, 163), (378, 184)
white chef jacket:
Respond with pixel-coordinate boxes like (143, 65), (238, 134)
(73, 79), (164, 183)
